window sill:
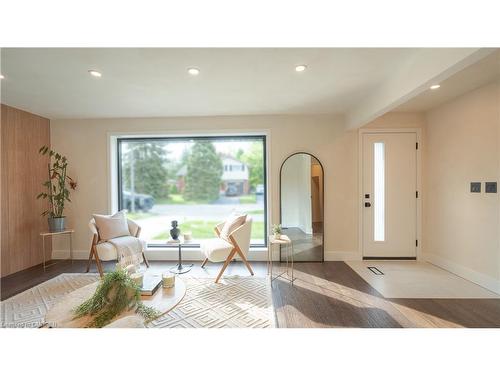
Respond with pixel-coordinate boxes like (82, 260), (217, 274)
(144, 246), (268, 261)
(145, 246), (268, 252)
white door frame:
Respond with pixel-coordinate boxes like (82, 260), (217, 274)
(358, 128), (422, 260)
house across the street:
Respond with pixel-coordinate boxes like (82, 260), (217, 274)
(176, 155), (250, 196)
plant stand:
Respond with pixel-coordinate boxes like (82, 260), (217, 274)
(40, 229), (74, 270)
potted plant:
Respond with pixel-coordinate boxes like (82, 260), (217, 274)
(272, 224), (282, 240)
(36, 146), (77, 232)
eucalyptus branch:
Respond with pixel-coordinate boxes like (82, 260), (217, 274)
(73, 269), (160, 327)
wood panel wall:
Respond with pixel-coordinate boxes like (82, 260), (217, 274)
(1, 104), (51, 277)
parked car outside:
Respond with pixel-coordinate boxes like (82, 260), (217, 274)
(122, 191), (155, 212)
(225, 185), (239, 196)
(255, 184), (264, 195)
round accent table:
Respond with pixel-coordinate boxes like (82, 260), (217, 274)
(44, 275), (186, 328)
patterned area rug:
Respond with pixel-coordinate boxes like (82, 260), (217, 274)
(1, 273), (275, 328)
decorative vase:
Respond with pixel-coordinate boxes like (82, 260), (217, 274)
(274, 233), (281, 240)
(170, 220), (180, 240)
(48, 217), (65, 232)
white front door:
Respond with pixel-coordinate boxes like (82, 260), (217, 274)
(362, 132), (417, 258)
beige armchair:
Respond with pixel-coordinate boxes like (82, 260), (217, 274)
(200, 216), (254, 283)
(86, 218), (150, 276)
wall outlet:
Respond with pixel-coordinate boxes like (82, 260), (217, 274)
(485, 182), (497, 193)
(470, 182), (481, 193)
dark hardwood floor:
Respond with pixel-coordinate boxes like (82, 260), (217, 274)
(2, 260), (500, 328)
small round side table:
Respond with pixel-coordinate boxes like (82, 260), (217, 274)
(268, 234), (295, 284)
(166, 237), (193, 274)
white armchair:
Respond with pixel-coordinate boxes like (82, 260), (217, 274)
(86, 218), (150, 276)
(200, 216), (254, 283)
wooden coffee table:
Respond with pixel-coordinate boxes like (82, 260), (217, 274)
(44, 275), (186, 328)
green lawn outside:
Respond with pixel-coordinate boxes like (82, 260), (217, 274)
(127, 212), (158, 220)
(155, 194), (211, 205)
(239, 194), (257, 204)
(153, 220), (264, 241)
(246, 209), (264, 215)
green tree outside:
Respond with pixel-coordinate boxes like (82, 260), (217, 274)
(184, 141), (223, 202)
(123, 142), (169, 200)
(241, 142), (264, 190)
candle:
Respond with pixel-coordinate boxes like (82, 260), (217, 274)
(162, 272), (175, 288)
(130, 272), (144, 287)
(183, 231), (192, 241)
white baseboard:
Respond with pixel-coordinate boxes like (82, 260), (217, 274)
(324, 251), (361, 261)
(424, 252), (500, 295)
(52, 248), (269, 262)
(52, 250), (89, 260)
(56, 248), (363, 263)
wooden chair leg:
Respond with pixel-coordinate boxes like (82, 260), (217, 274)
(93, 248), (104, 277)
(215, 249), (236, 283)
(142, 252), (150, 268)
(85, 246), (94, 273)
(201, 258), (209, 268)
(235, 247), (254, 276)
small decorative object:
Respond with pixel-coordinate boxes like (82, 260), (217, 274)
(183, 231), (192, 242)
(162, 272), (176, 288)
(272, 224), (282, 240)
(130, 272), (144, 287)
(170, 220), (180, 240)
(36, 146), (77, 232)
(73, 269), (160, 328)
(120, 263), (137, 275)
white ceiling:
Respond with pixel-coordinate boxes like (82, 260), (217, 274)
(0, 48), (419, 119)
(395, 50), (500, 112)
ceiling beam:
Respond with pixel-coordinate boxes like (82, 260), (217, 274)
(345, 48), (497, 129)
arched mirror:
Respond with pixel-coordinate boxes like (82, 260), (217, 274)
(280, 153), (324, 262)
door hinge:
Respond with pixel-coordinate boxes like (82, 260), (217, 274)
(416, 142), (419, 150)
(416, 191), (419, 198)
(416, 239), (418, 247)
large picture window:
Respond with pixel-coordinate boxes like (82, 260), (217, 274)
(117, 135), (267, 247)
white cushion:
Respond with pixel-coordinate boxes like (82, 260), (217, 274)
(201, 238), (234, 262)
(93, 211), (130, 241)
(220, 214), (247, 242)
(96, 236), (146, 262)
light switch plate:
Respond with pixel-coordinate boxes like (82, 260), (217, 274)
(470, 182), (481, 193)
(485, 182), (497, 193)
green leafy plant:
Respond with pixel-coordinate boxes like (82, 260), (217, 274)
(272, 224), (282, 235)
(73, 269), (160, 328)
(36, 146), (77, 218)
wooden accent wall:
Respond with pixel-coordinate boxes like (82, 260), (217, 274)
(1, 104), (51, 277)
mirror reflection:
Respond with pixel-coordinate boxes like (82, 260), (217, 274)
(280, 153), (324, 262)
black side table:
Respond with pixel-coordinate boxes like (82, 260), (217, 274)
(167, 238), (193, 274)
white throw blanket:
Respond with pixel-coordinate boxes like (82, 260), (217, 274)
(108, 236), (143, 268)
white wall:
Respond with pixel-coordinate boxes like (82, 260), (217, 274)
(423, 82), (500, 293)
(281, 154), (312, 234)
(50, 111), (429, 263)
(50, 114), (359, 261)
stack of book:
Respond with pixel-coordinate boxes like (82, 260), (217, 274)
(140, 274), (162, 296)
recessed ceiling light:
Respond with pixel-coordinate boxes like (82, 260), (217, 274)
(88, 70), (102, 78)
(430, 84), (441, 90)
(0, 74), (4, 79)
(187, 67), (200, 76)
(295, 65), (307, 72)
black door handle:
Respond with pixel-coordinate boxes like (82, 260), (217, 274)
(365, 202), (371, 207)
